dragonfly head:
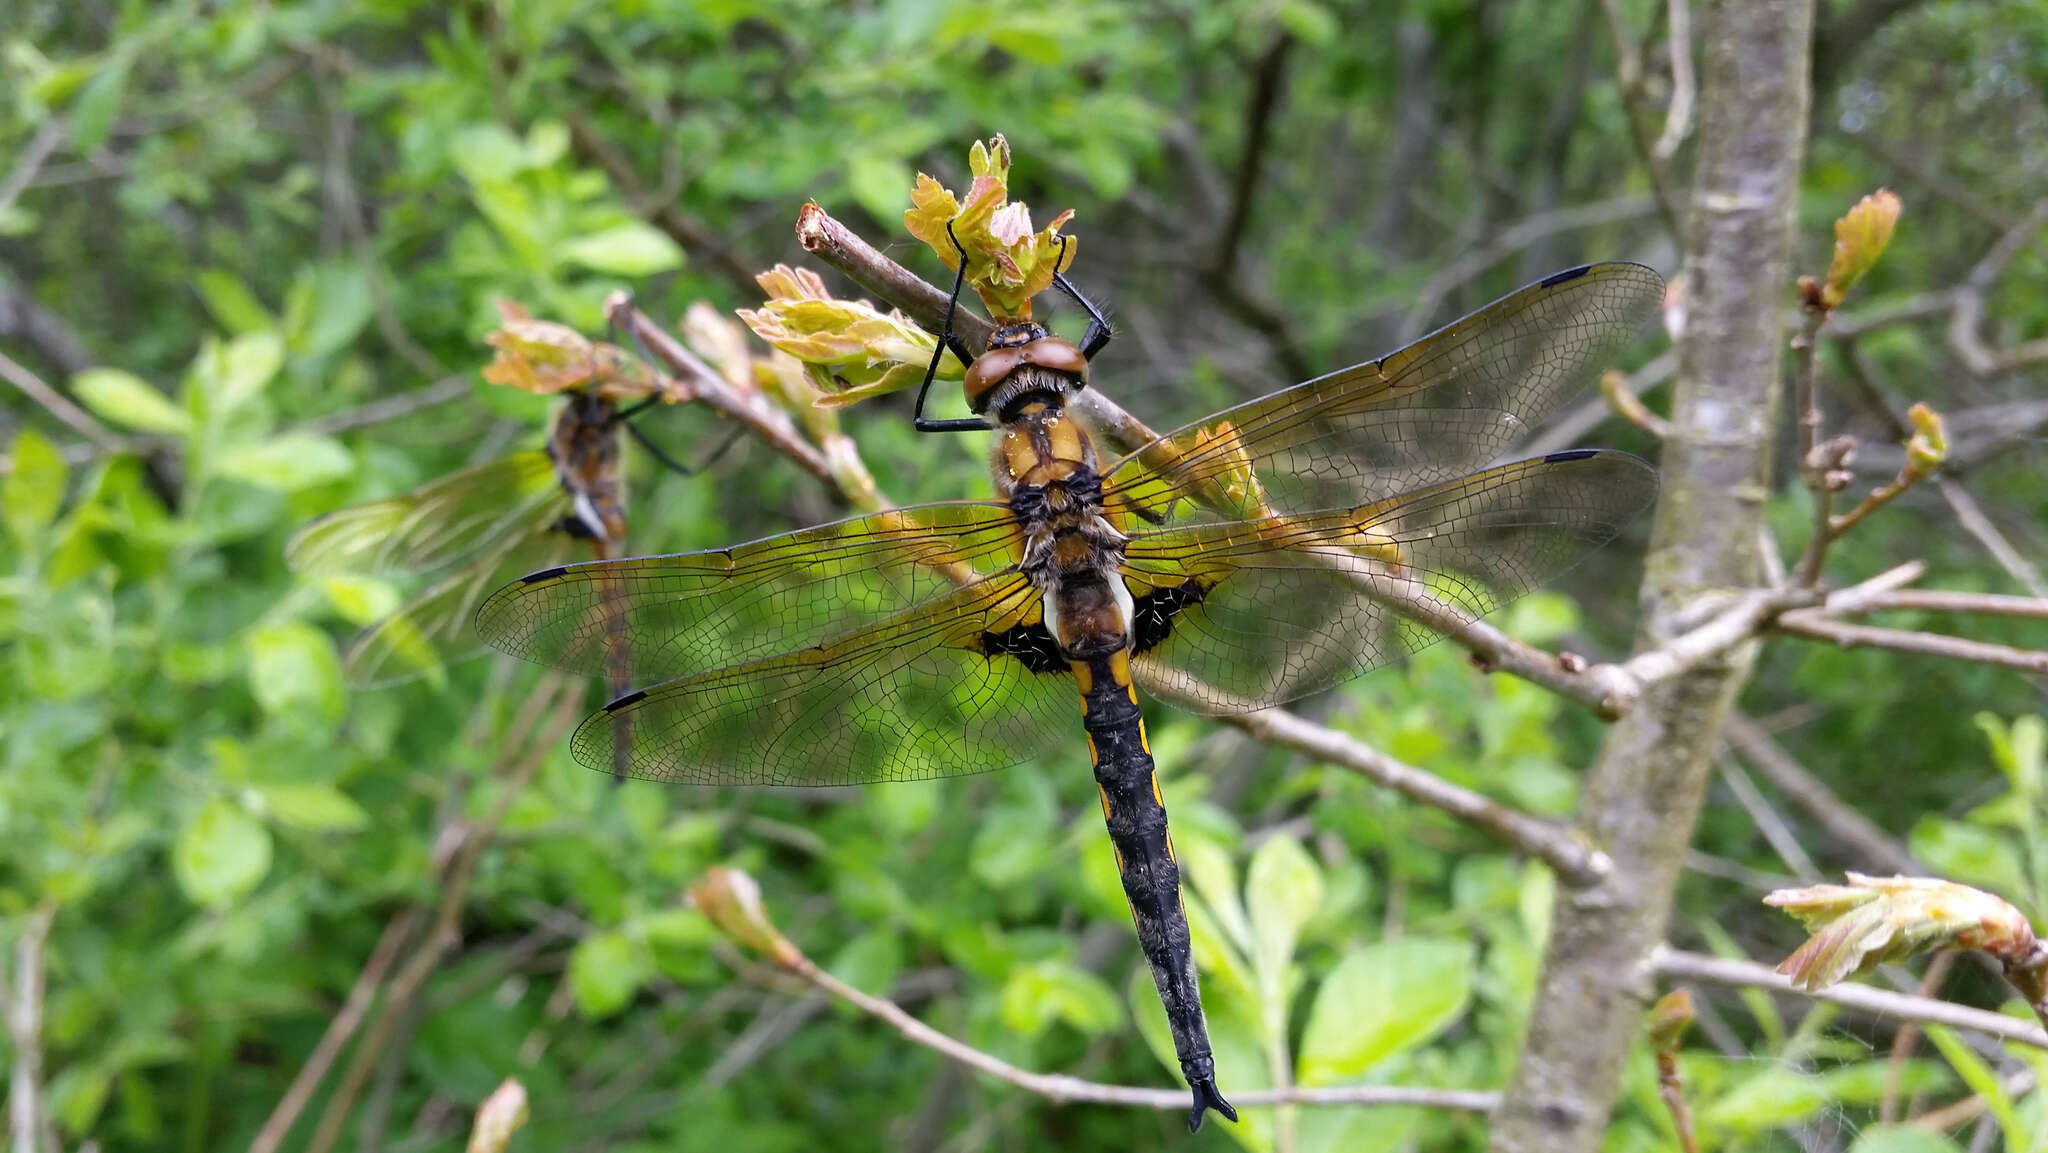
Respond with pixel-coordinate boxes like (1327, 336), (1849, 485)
(963, 322), (1090, 419)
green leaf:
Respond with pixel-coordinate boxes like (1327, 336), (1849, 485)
(827, 927), (903, 997)
(450, 123), (531, 184)
(1907, 816), (2027, 896)
(194, 269), (275, 334)
(256, 783), (369, 832)
(559, 223), (685, 277)
(1846, 1124), (1964, 1153)
(1922, 1025), (2020, 1146)
(215, 433), (354, 491)
(5, 427), (69, 538)
(847, 152), (913, 225)
(286, 262), (375, 361)
(1276, 0), (1340, 47)
(244, 622), (347, 722)
(1245, 833), (1322, 991)
(1297, 937), (1474, 1084)
(70, 51), (131, 152)
(72, 368), (191, 435)
(568, 930), (649, 1019)
(173, 798), (274, 908)
(1000, 960), (1124, 1037)
(1699, 1066), (1830, 1130)
(50, 1063), (111, 1136)
(197, 331), (286, 417)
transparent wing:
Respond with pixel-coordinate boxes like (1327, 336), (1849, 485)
(475, 501), (1024, 684)
(1102, 263), (1664, 525)
(1121, 450), (1656, 714)
(287, 451), (563, 576)
(574, 576), (1079, 785)
(344, 523), (572, 688)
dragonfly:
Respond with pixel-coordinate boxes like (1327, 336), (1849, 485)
(474, 261), (1665, 1128)
(287, 387), (643, 694)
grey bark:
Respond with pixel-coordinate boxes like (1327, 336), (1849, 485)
(1490, 0), (1813, 1148)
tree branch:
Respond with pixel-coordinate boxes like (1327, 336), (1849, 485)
(1722, 714), (1921, 875)
(784, 949), (1501, 1116)
(1652, 948), (2048, 1050)
(5, 901), (57, 1153)
(1496, 0), (1813, 1144)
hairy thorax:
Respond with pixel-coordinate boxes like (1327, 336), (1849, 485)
(993, 392), (1132, 659)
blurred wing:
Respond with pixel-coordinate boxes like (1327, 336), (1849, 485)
(575, 575), (1079, 786)
(286, 451), (562, 576)
(1121, 450), (1656, 714)
(1102, 263), (1664, 524)
(476, 501), (1024, 684)
(345, 525), (572, 688)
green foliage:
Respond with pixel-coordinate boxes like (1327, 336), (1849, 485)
(2, 0), (2043, 1150)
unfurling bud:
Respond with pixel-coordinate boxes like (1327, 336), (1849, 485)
(1766, 873), (2038, 990)
(1903, 402), (1947, 479)
(689, 866), (803, 968)
(481, 300), (662, 399)
(466, 1079), (529, 1153)
(1646, 989), (1696, 1051)
(903, 134), (1078, 322)
(1821, 189), (1902, 310)
(738, 264), (963, 407)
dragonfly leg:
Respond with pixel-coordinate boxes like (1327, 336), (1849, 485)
(914, 220), (992, 433)
(1076, 652), (1238, 1132)
(1052, 266), (1114, 361)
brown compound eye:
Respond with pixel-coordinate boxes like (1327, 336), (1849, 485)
(963, 346), (1027, 413)
(1021, 338), (1089, 382)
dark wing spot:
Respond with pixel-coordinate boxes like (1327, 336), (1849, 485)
(604, 689), (648, 712)
(521, 566), (571, 584)
(1544, 448), (1598, 463)
(1539, 264), (1593, 288)
(1132, 579), (1208, 654)
(981, 623), (1068, 675)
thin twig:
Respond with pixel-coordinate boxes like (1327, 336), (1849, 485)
(5, 901), (58, 1153)
(1935, 478), (2048, 600)
(567, 115), (764, 303)
(1772, 614), (2048, 674)
(1219, 703), (1608, 885)
(1824, 590), (2048, 621)
(296, 376), (474, 437)
(1881, 951), (1954, 1125)
(301, 677), (582, 1153)
(791, 956), (1500, 1115)
(604, 296), (841, 492)
(1596, 0), (1684, 233)
(0, 121), (65, 220)
(1652, 948), (2048, 1049)
(247, 910), (422, 1153)
(1789, 301), (1833, 587)
(1947, 199), (2048, 377)
(0, 350), (127, 453)
(1716, 757), (1820, 881)
(1651, 0), (1695, 160)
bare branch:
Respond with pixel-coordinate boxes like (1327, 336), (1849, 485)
(302, 677), (584, 1153)
(1652, 948), (2048, 1050)
(1772, 614), (2048, 674)
(1947, 199), (2048, 377)
(248, 910), (422, 1153)
(0, 122), (65, 220)
(5, 901), (57, 1153)
(295, 375), (473, 437)
(1827, 589), (2048, 621)
(1652, 0), (1696, 160)
(789, 955), (1501, 1115)
(568, 114), (766, 303)
(1219, 704), (1610, 886)
(0, 349), (127, 453)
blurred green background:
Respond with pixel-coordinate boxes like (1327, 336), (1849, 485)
(3, 1), (2045, 1150)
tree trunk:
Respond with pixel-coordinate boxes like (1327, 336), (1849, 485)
(1491, 1), (1814, 1149)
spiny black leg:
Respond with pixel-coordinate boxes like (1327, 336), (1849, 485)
(1052, 269), (1114, 361)
(626, 420), (694, 478)
(913, 218), (991, 434)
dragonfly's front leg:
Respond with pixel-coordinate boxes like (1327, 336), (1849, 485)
(1076, 650), (1238, 1132)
